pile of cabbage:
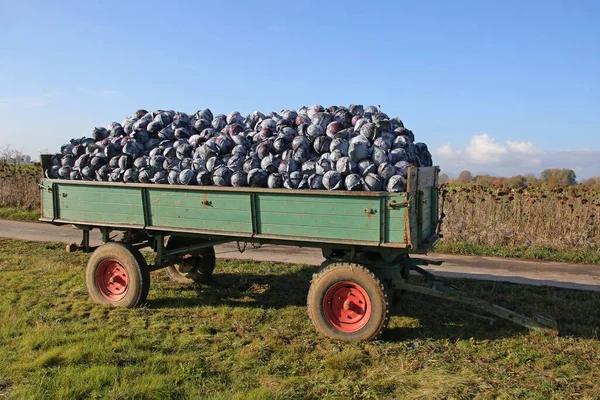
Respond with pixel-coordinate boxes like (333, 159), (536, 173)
(45, 105), (432, 192)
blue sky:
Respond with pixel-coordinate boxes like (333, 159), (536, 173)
(1, 0), (598, 178)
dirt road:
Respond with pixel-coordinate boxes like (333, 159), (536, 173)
(1, 219), (599, 291)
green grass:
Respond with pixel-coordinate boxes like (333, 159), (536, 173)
(436, 238), (600, 265)
(1, 238), (600, 398)
(0, 207), (40, 222)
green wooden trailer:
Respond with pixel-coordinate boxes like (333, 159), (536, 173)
(39, 161), (556, 341)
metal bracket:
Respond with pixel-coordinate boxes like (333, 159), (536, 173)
(388, 200), (409, 208)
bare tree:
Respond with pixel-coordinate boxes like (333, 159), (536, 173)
(0, 143), (26, 164)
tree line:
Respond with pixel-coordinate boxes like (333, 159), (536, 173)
(439, 168), (591, 188)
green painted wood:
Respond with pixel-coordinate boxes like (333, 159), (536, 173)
(419, 189), (435, 240)
(386, 205), (408, 244)
(42, 168), (438, 248)
(147, 189), (252, 233)
(259, 223), (378, 241)
(56, 183), (144, 225)
(258, 211), (380, 230)
(41, 183), (54, 219)
(430, 186), (438, 234)
(256, 193), (381, 241)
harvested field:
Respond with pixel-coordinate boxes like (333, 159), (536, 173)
(441, 184), (600, 249)
(0, 163), (40, 210)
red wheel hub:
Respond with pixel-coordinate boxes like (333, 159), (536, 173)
(96, 259), (129, 301)
(323, 281), (371, 332)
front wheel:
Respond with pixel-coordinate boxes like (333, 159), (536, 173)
(307, 262), (391, 341)
(86, 242), (150, 308)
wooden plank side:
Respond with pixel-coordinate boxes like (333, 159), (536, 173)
(257, 197), (382, 216)
(56, 184), (144, 225)
(421, 209), (432, 238)
(384, 192), (408, 245)
(256, 193), (380, 242)
(431, 174), (439, 235)
(147, 189), (253, 234)
(41, 185), (54, 219)
(407, 168), (419, 249)
(256, 211), (380, 230)
(417, 167), (437, 189)
(150, 216), (252, 232)
(419, 186), (433, 241)
(385, 214), (408, 244)
(259, 223), (377, 242)
(58, 209), (144, 225)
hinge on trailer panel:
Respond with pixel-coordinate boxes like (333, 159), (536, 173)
(37, 183), (53, 193)
(388, 200), (409, 208)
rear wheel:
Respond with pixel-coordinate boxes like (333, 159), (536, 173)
(86, 242), (150, 308)
(307, 262), (391, 341)
(164, 236), (216, 284)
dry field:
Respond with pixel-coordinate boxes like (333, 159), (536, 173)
(0, 163), (40, 210)
(441, 184), (600, 249)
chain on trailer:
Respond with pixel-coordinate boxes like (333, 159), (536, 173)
(236, 241), (263, 253)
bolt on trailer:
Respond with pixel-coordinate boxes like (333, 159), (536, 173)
(39, 156), (556, 341)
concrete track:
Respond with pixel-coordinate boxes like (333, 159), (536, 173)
(1, 220), (599, 291)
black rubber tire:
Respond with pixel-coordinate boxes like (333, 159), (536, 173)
(86, 242), (150, 308)
(307, 262), (391, 341)
(164, 236), (216, 284)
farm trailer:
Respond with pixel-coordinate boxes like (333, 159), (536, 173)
(38, 161), (556, 341)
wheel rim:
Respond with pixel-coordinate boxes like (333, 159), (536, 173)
(96, 258), (129, 301)
(323, 281), (371, 333)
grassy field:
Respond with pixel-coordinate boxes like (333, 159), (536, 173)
(435, 238), (600, 265)
(0, 207), (40, 222)
(1, 238), (600, 399)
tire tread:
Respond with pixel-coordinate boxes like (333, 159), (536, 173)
(307, 262), (391, 341)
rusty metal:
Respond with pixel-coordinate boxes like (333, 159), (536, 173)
(388, 199), (409, 208)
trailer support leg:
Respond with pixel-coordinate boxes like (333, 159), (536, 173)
(65, 228), (92, 253)
(82, 229), (90, 253)
(389, 258), (558, 333)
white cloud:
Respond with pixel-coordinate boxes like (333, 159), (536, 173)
(465, 134), (507, 163)
(506, 140), (543, 154)
(433, 134), (600, 180)
(435, 143), (457, 158)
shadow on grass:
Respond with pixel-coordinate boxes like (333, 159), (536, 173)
(149, 265), (317, 310)
(149, 267), (600, 341)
